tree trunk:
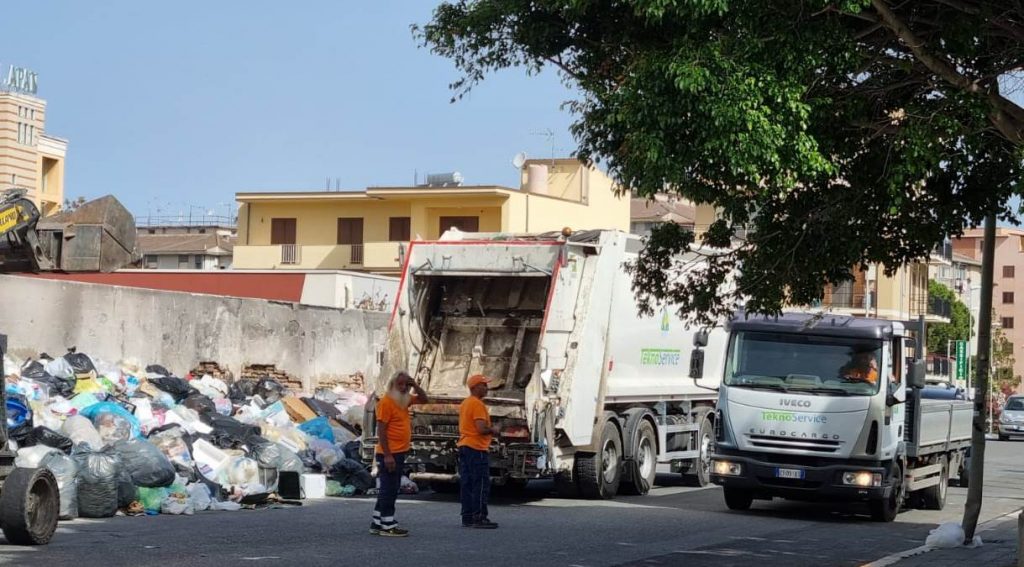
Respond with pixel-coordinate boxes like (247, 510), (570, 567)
(962, 213), (996, 542)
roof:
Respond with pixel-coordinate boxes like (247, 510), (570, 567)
(236, 185), (518, 203)
(137, 232), (235, 256)
(728, 311), (896, 340)
(952, 253), (983, 266)
(630, 195), (696, 225)
(959, 227), (1024, 238)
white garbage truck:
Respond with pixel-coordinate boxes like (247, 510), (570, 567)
(706, 312), (973, 521)
(362, 229), (729, 498)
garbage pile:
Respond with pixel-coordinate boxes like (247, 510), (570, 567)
(3, 348), (374, 520)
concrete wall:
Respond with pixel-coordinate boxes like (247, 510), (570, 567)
(0, 275), (389, 391)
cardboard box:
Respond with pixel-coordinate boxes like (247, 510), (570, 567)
(283, 397), (318, 423)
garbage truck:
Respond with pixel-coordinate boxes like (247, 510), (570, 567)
(0, 334), (60, 544)
(363, 229), (729, 498)
(705, 312), (973, 521)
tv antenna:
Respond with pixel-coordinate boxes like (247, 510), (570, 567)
(530, 129), (558, 160)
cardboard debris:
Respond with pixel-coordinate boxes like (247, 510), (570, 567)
(283, 397), (318, 423)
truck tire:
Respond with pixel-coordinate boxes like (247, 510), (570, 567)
(554, 471), (579, 498)
(870, 462), (904, 522)
(688, 415), (714, 487)
(919, 456), (948, 510)
(723, 487), (754, 511)
(957, 458), (970, 488)
(0, 467), (59, 545)
(575, 420), (623, 499)
(620, 419), (658, 496)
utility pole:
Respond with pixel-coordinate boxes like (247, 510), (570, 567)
(962, 213), (995, 543)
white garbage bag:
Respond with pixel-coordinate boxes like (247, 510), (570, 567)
(926, 522), (965, 548)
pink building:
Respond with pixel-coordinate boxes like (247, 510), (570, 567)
(953, 228), (1024, 382)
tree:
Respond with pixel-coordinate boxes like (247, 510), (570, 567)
(62, 196), (86, 211)
(926, 280), (971, 355)
(419, 0), (1024, 325)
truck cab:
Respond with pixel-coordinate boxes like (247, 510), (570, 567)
(708, 312), (967, 521)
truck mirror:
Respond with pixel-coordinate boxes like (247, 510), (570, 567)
(909, 359), (926, 389)
(689, 349), (705, 379)
(693, 330), (709, 348)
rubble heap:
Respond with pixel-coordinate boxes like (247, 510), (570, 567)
(3, 348), (380, 520)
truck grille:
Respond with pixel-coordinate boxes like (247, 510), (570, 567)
(747, 434), (840, 453)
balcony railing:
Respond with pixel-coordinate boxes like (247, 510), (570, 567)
(281, 244), (299, 265)
(350, 244), (364, 264)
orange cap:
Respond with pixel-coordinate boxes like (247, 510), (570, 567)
(467, 374), (491, 389)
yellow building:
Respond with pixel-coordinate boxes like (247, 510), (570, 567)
(0, 65), (66, 216)
(234, 158), (628, 274)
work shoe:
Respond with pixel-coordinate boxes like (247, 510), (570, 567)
(369, 522), (382, 535)
(471, 518), (499, 529)
(376, 525), (410, 537)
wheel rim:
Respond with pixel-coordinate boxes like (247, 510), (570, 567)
(638, 435), (655, 480)
(28, 477), (56, 534)
(699, 432), (712, 478)
(602, 438), (619, 483)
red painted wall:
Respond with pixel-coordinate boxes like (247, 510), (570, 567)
(19, 272), (307, 303)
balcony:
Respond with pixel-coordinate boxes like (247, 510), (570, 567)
(233, 242), (401, 271)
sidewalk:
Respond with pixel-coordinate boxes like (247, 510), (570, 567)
(869, 513), (1020, 567)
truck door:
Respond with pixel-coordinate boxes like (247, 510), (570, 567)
(883, 337), (909, 448)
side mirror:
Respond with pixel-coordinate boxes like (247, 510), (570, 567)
(909, 360), (926, 389)
(693, 330), (709, 348)
(689, 348), (705, 380)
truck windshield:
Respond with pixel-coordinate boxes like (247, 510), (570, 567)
(725, 331), (883, 396)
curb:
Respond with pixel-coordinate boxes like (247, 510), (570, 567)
(861, 508), (1022, 567)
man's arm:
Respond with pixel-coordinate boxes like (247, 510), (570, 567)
(377, 420), (396, 471)
(410, 379), (429, 404)
(474, 418), (496, 436)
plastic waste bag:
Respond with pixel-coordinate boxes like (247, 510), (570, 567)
(256, 378), (286, 405)
(39, 452), (79, 519)
(73, 445), (121, 518)
(64, 349), (97, 376)
(192, 375), (228, 399)
(112, 438), (176, 487)
(400, 475), (419, 494)
(209, 500), (241, 511)
(81, 401), (142, 440)
(246, 436), (282, 468)
(329, 458), (374, 493)
(43, 357), (74, 380)
(138, 486), (169, 513)
(187, 483), (213, 511)
(160, 492), (195, 515)
(25, 426), (74, 453)
(145, 364), (173, 377)
(6, 392), (32, 429)
(183, 392), (216, 416)
(148, 376), (192, 403)
(926, 522), (964, 548)
(276, 444), (305, 474)
(310, 438), (344, 470)
(148, 425), (195, 473)
(62, 415), (104, 449)
(225, 456), (259, 486)
(15, 445), (60, 468)
(298, 417), (335, 443)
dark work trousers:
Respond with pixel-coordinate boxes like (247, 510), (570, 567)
(373, 452), (407, 528)
(459, 446), (491, 524)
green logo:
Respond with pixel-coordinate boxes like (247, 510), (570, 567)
(641, 348), (681, 366)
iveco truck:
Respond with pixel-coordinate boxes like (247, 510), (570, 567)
(706, 313), (972, 521)
(363, 229), (730, 498)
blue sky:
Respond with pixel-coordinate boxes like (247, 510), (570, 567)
(1, 1), (575, 219)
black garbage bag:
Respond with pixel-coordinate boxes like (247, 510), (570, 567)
(245, 435), (282, 468)
(201, 413), (260, 449)
(73, 445), (121, 518)
(145, 364), (173, 377)
(25, 426), (74, 454)
(8, 423), (33, 445)
(342, 440), (361, 462)
(297, 449), (320, 471)
(329, 458), (374, 493)
(64, 348), (97, 375)
(117, 474), (137, 508)
(256, 378), (285, 405)
(182, 392), (216, 415)
(21, 361), (74, 397)
(112, 438), (176, 488)
(148, 376), (192, 403)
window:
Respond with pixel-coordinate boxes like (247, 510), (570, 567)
(388, 217), (411, 242)
(336, 218), (364, 245)
(1005, 292), (1015, 304)
(438, 216), (479, 235)
(1005, 266), (1016, 278)
(144, 255), (157, 269)
(178, 255), (189, 269)
(194, 256), (203, 270)
(270, 218), (297, 245)
(147, 229), (156, 235)
(1002, 317), (1015, 330)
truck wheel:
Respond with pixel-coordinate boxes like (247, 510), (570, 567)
(688, 416), (714, 487)
(870, 462), (904, 522)
(723, 487), (754, 511)
(0, 467), (59, 545)
(620, 419), (658, 496)
(919, 456), (948, 510)
(575, 420), (622, 499)
(957, 459), (970, 488)
(554, 471), (579, 498)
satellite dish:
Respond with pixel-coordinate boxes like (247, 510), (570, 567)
(512, 152), (527, 169)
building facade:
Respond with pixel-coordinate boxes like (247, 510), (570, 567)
(0, 67), (66, 216)
(233, 158), (629, 274)
(137, 225), (236, 270)
(954, 228), (1024, 381)
(629, 194), (696, 238)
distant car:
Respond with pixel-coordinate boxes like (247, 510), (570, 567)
(921, 380), (966, 400)
(998, 395), (1024, 441)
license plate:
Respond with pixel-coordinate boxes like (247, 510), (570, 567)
(775, 468), (805, 479)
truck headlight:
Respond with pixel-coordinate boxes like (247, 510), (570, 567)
(712, 460), (742, 476)
(842, 471), (881, 487)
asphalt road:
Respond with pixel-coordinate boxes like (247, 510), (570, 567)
(2, 441), (1022, 567)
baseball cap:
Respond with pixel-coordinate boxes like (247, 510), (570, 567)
(467, 374), (491, 389)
